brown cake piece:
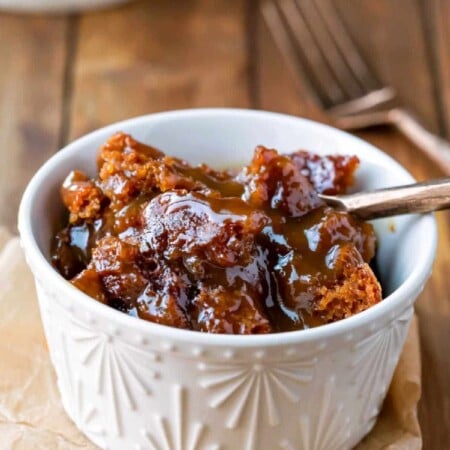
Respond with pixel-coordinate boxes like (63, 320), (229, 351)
(91, 236), (148, 304)
(60, 170), (104, 223)
(140, 190), (269, 267)
(239, 146), (324, 217)
(136, 262), (191, 329)
(313, 244), (382, 322)
(290, 150), (360, 194)
(192, 284), (272, 334)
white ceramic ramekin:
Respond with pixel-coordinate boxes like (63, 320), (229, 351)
(18, 109), (437, 450)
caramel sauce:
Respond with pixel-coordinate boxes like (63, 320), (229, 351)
(52, 133), (381, 334)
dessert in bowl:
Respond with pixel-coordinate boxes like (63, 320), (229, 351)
(18, 109), (437, 450)
(52, 132), (379, 333)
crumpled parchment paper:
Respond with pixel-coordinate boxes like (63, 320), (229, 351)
(0, 229), (422, 449)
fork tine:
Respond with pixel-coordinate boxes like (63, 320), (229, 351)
(276, 0), (347, 107)
(261, 0), (325, 106)
(313, 0), (381, 92)
(328, 86), (396, 117)
(296, 0), (364, 99)
(262, 0), (397, 119)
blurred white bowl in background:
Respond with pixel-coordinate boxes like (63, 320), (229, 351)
(0, 0), (129, 13)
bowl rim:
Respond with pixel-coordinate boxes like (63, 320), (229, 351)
(18, 108), (438, 347)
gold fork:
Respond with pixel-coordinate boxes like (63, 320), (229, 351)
(261, 0), (450, 174)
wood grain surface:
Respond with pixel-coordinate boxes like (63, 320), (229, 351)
(420, 0), (450, 138)
(436, 0), (450, 138)
(68, 0), (250, 140)
(0, 14), (68, 231)
(334, 0), (441, 134)
(0, 0), (448, 448)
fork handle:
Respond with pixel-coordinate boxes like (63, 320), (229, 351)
(390, 107), (450, 175)
(319, 177), (450, 220)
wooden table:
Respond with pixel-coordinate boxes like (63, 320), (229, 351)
(0, 1), (448, 448)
